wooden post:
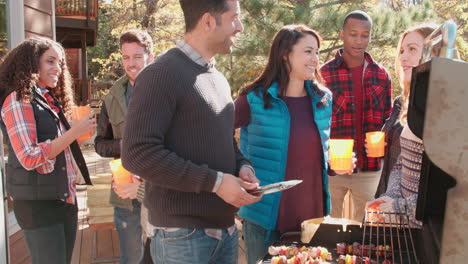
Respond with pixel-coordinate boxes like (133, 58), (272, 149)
(0, 129), (9, 264)
(86, 0), (90, 23)
(81, 31), (88, 104)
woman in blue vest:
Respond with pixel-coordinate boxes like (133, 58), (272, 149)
(235, 25), (352, 264)
(0, 37), (96, 264)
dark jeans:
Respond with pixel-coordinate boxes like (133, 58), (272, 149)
(142, 237), (153, 264)
(22, 206), (77, 264)
(242, 220), (281, 264)
(114, 203), (144, 264)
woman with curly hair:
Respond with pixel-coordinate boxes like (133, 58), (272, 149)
(0, 37), (96, 264)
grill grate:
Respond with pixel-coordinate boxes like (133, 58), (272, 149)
(362, 208), (419, 264)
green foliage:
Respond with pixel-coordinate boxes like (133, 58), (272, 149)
(87, 0), (183, 82)
(223, 0), (437, 95)
(87, 4), (121, 81)
(432, 0), (468, 61)
(88, 0), (466, 98)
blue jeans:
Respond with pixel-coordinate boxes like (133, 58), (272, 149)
(151, 228), (238, 264)
(242, 220), (281, 264)
(114, 202), (144, 264)
(23, 208), (77, 264)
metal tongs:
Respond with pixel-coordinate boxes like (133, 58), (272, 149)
(247, 180), (303, 196)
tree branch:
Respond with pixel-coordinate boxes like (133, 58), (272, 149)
(141, 0), (159, 29)
(312, 0), (351, 10)
(323, 38), (341, 62)
(322, 44), (341, 57)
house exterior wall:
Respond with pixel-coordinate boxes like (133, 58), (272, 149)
(0, 0), (7, 58)
(66, 48), (81, 79)
(24, 0), (54, 39)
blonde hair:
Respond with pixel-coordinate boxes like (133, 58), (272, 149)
(396, 23), (439, 123)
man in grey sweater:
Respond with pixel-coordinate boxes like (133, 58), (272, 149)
(121, 0), (261, 263)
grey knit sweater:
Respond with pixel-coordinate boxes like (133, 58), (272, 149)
(122, 48), (249, 228)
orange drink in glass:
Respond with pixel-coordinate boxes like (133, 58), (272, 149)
(109, 159), (133, 192)
(366, 131), (385, 157)
(329, 139), (354, 171)
(71, 105), (94, 141)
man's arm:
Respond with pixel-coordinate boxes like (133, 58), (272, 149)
(233, 133), (252, 173)
(233, 95), (258, 184)
(234, 136), (259, 185)
(94, 103), (121, 158)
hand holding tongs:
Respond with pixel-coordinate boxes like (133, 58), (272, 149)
(247, 180), (303, 196)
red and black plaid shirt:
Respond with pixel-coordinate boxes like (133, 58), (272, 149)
(320, 49), (392, 171)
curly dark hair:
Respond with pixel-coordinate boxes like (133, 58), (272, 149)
(0, 37), (75, 114)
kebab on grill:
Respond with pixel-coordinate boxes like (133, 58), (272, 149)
(336, 255), (394, 264)
(336, 242), (392, 258)
(337, 255), (375, 264)
(268, 245), (333, 263)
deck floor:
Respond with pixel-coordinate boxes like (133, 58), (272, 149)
(8, 146), (247, 264)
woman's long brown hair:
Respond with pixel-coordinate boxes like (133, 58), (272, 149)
(239, 24), (325, 108)
(395, 23), (439, 123)
(0, 37), (75, 114)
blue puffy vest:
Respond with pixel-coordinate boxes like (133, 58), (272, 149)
(238, 81), (332, 231)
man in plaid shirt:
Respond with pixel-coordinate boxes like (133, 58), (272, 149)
(320, 10), (392, 222)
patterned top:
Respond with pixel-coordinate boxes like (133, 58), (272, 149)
(382, 125), (423, 228)
(375, 96), (403, 198)
(320, 49), (392, 171)
(1, 88), (80, 204)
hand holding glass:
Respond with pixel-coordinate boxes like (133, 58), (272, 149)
(71, 105), (94, 141)
(109, 159), (133, 193)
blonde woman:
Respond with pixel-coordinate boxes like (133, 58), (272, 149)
(367, 24), (440, 228)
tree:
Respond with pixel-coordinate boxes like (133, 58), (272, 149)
(383, 0), (424, 11)
(432, 0), (467, 62)
(88, 0), (465, 98)
(87, 4), (121, 81)
(87, 0), (183, 82)
(218, 0), (436, 96)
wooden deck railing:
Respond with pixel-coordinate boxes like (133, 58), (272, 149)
(90, 82), (112, 102)
(56, 0), (98, 19)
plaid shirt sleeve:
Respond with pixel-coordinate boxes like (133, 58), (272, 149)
(1, 91), (55, 173)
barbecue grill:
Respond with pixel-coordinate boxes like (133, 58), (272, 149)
(361, 210), (418, 264)
(260, 216), (420, 264)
